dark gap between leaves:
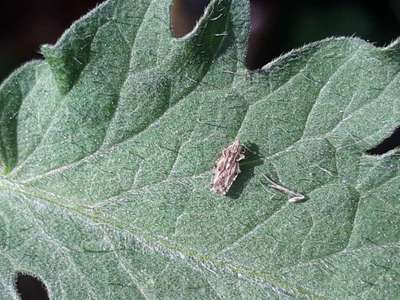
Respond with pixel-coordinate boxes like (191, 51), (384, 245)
(170, 0), (400, 70)
(15, 273), (49, 300)
(366, 126), (400, 155)
(170, 0), (210, 38)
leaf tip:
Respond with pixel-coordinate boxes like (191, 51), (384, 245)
(41, 44), (74, 95)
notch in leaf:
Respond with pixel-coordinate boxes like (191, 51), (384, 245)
(366, 126), (400, 155)
(15, 273), (49, 300)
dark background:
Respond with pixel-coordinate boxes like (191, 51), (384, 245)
(1, 0), (400, 83)
(3, 0), (400, 299)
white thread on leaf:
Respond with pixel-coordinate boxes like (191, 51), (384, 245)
(262, 174), (305, 203)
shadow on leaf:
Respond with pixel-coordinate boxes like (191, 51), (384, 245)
(227, 142), (263, 199)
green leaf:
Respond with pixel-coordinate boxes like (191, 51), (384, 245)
(1, 0), (400, 298)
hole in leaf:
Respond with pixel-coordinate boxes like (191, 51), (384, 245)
(366, 126), (400, 155)
(15, 273), (49, 300)
(246, 0), (281, 70)
(170, 0), (274, 69)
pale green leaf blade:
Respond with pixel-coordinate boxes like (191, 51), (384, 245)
(0, 0), (400, 299)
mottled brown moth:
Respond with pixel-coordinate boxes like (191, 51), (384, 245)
(211, 139), (246, 195)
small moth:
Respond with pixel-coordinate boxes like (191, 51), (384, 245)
(211, 139), (246, 195)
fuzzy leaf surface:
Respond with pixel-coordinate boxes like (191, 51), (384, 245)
(1, 0), (400, 298)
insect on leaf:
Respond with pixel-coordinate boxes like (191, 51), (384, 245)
(211, 139), (246, 195)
